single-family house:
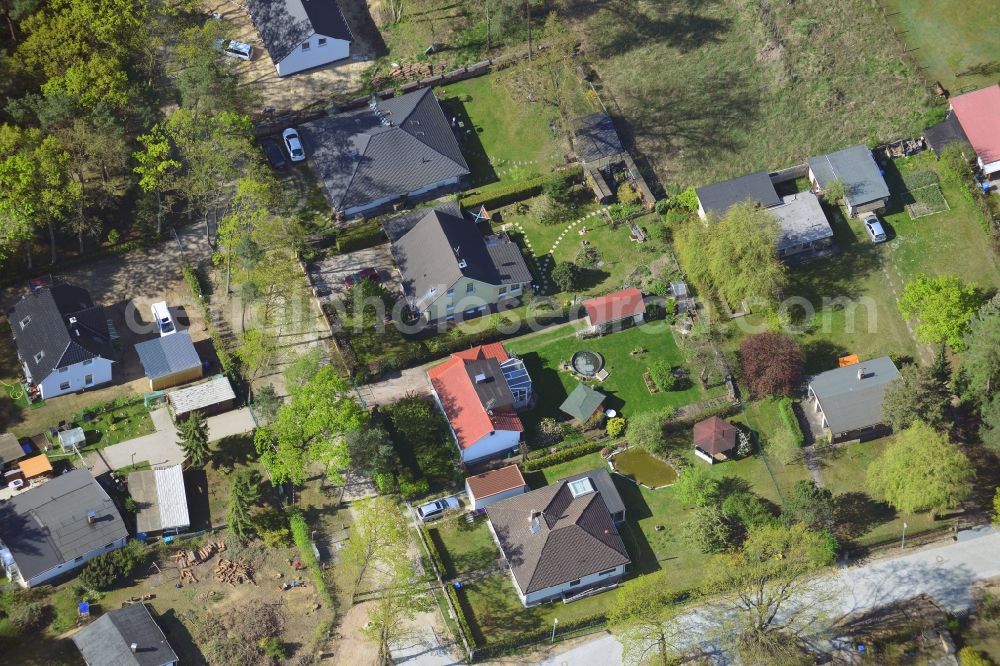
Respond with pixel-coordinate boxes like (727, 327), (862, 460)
(10, 283), (114, 399)
(582, 288), (645, 333)
(465, 464), (527, 511)
(768, 192), (834, 259)
(559, 383), (606, 424)
(391, 205), (532, 323)
(246, 0), (352, 77)
(301, 88), (470, 218)
(485, 468), (629, 606)
(949, 84), (1000, 180)
(128, 465), (191, 537)
(168, 375), (236, 422)
(0, 469), (128, 587)
(134, 331), (203, 391)
(72, 603), (179, 666)
(807, 356), (900, 442)
(427, 343), (532, 464)
(695, 171), (782, 220)
(808, 145), (890, 217)
(693, 416), (739, 464)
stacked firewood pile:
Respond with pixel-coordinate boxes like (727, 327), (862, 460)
(370, 62), (434, 89)
(215, 558), (256, 586)
(170, 540), (228, 585)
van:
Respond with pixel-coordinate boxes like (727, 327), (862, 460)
(151, 301), (176, 336)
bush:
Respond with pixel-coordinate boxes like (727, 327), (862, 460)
(606, 417), (626, 438)
(446, 585), (476, 648)
(8, 601), (46, 632)
(626, 410), (667, 454)
(373, 470), (396, 495)
(523, 441), (605, 471)
(79, 554), (118, 591)
(336, 220), (385, 253)
(288, 509), (334, 607)
(648, 361), (678, 392)
(654, 199), (671, 215)
(551, 261), (580, 292)
(958, 647), (993, 666)
(669, 187), (700, 212)
(778, 397), (805, 447)
(617, 182), (640, 206)
(608, 202), (642, 220)
(259, 637), (287, 660)
(544, 170), (578, 205)
(399, 476), (430, 499)
(459, 168), (583, 210)
(255, 508), (293, 548)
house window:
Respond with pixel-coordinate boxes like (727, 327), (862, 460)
(498, 286), (507, 295)
(33, 351), (44, 364)
(466, 282), (475, 294)
(84, 374), (93, 386)
(599, 568), (617, 576)
(446, 288), (454, 297)
(569, 579), (581, 587)
(446, 314), (455, 321)
(19, 316), (30, 329)
(82, 359), (93, 366)
(510, 284), (521, 292)
(74, 556), (84, 563)
(105, 542), (116, 549)
(58, 366), (68, 373)
(447, 304), (455, 312)
(318, 38), (327, 46)
(301, 41), (310, 51)
(59, 381), (71, 391)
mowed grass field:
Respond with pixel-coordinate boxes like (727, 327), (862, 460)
(586, 0), (930, 188)
(880, 0), (1000, 92)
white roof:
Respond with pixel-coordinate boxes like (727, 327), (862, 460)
(128, 464), (190, 533)
(168, 376), (235, 416)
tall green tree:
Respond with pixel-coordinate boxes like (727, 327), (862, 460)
(784, 480), (834, 531)
(608, 571), (689, 666)
(707, 202), (786, 308)
(342, 496), (409, 594)
(979, 396), (1000, 453)
(227, 469), (261, 541)
(134, 124), (180, 236)
(898, 274), (981, 349)
(867, 421), (974, 515)
(384, 395), (454, 481)
(880, 364), (950, 431)
(346, 427), (399, 477)
(235, 327), (276, 383)
(961, 308), (1000, 400)
(625, 410), (667, 454)
(254, 366), (367, 485)
(177, 410), (210, 468)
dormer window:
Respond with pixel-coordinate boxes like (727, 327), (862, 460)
(33, 351), (44, 364)
(19, 316), (30, 329)
(568, 478), (594, 498)
(466, 283), (475, 294)
(318, 38), (327, 46)
(301, 41), (310, 51)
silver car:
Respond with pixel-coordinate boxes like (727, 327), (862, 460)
(863, 214), (887, 243)
(416, 496), (460, 522)
(282, 128), (306, 162)
(215, 38), (253, 61)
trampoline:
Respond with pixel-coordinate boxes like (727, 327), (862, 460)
(571, 350), (605, 377)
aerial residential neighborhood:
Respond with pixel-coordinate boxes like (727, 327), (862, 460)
(0, 0), (1000, 664)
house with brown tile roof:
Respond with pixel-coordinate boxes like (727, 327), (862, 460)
(485, 468), (630, 606)
(465, 464), (527, 510)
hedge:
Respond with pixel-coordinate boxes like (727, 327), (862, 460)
(471, 613), (607, 661)
(446, 584), (476, 651)
(664, 401), (741, 433)
(421, 526), (448, 579)
(288, 509), (334, 607)
(778, 397), (805, 447)
(336, 220), (385, 253)
(523, 441), (605, 471)
(181, 263), (239, 380)
(458, 167), (584, 211)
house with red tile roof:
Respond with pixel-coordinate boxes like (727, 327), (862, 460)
(427, 343), (533, 464)
(582, 288), (646, 333)
(465, 464), (527, 510)
(950, 85), (1000, 179)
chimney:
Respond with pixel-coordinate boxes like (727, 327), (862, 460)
(857, 367), (867, 381)
(86, 511), (96, 525)
(130, 643), (138, 653)
(474, 373), (487, 384)
(528, 510), (541, 533)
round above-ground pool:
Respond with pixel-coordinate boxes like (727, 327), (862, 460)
(571, 350), (605, 377)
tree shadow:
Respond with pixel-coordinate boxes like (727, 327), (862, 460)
(156, 607), (209, 665)
(800, 339), (850, 375)
(833, 491), (896, 541)
(439, 97), (498, 188)
(183, 469), (212, 530)
(210, 434), (257, 470)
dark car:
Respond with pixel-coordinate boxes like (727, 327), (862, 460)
(261, 138), (287, 170)
(343, 267), (381, 289)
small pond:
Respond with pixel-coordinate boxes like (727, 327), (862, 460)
(571, 350), (605, 377)
(611, 449), (678, 488)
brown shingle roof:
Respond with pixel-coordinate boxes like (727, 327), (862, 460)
(486, 479), (630, 594)
(466, 465), (526, 500)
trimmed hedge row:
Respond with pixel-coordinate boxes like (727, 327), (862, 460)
(471, 613), (607, 661)
(288, 509), (334, 607)
(421, 525), (448, 579)
(778, 397), (805, 447)
(664, 401), (741, 433)
(458, 167), (584, 210)
(336, 220), (386, 253)
(446, 584), (476, 652)
(523, 441), (605, 471)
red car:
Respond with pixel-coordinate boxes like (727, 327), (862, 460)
(343, 267), (380, 288)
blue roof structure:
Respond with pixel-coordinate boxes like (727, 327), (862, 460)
(134, 331), (201, 380)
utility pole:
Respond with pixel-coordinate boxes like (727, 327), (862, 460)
(901, 521), (908, 550)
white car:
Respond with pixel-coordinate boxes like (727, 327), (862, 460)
(215, 38), (253, 61)
(863, 214), (887, 243)
(416, 496), (460, 522)
(283, 128), (305, 162)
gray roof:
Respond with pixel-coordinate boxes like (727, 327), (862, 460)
(574, 113), (625, 163)
(696, 171), (782, 217)
(559, 383), (606, 422)
(808, 145), (890, 208)
(768, 192), (833, 251)
(924, 113), (971, 156)
(72, 603), (179, 666)
(486, 474), (630, 594)
(167, 376), (235, 417)
(128, 465), (190, 534)
(134, 331), (201, 380)
(300, 89), (469, 213)
(0, 432), (25, 466)
(560, 468), (625, 518)
(10, 284), (113, 382)
(384, 200), (462, 242)
(466, 358), (515, 411)
(246, 0), (352, 65)
(393, 207), (531, 311)
(809, 356), (901, 433)
(0, 469), (127, 582)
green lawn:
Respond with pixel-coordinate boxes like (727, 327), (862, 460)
(880, 0), (1000, 92)
(72, 400), (154, 451)
(426, 517), (498, 579)
(506, 322), (720, 435)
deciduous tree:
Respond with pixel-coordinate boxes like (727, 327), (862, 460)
(177, 410), (210, 468)
(739, 332), (804, 398)
(346, 426), (399, 478)
(784, 480), (833, 530)
(898, 274), (981, 350)
(881, 364), (949, 431)
(342, 496), (410, 593)
(625, 410), (666, 454)
(961, 307), (1000, 400)
(979, 395), (1000, 454)
(551, 260), (580, 292)
(608, 571), (689, 665)
(706, 202), (787, 308)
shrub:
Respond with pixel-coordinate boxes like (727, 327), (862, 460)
(669, 187), (700, 212)
(373, 470), (396, 495)
(259, 637), (287, 660)
(543, 170), (578, 205)
(288, 509), (334, 607)
(398, 476), (430, 499)
(608, 202), (642, 220)
(523, 441), (605, 471)
(606, 417), (626, 438)
(79, 554), (118, 591)
(654, 198), (671, 215)
(626, 410), (667, 454)
(958, 647), (992, 666)
(255, 508), (293, 548)
(106, 229), (121, 245)
(551, 261), (580, 292)
(778, 397), (805, 447)
(459, 168), (583, 210)
(617, 182), (640, 206)
(8, 601), (46, 632)
(336, 220), (385, 253)
(648, 361), (678, 392)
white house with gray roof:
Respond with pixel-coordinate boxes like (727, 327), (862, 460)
(808, 145), (890, 217)
(807, 356), (900, 442)
(769, 191), (834, 259)
(72, 603), (178, 666)
(246, 0), (353, 76)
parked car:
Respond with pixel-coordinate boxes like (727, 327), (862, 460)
(151, 301), (176, 336)
(863, 214), (887, 243)
(214, 38), (253, 61)
(416, 496), (460, 522)
(343, 267), (381, 289)
(282, 128), (305, 162)
(261, 138), (287, 170)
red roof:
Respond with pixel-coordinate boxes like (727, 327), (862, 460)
(693, 416), (738, 455)
(583, 288), (645, 326)
(427, 344), (523, 449)
(465, 464), (526, 499)
(951, 85), (1000, 166)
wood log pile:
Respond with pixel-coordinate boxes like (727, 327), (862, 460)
(215, 558), (256, 586)
(168, 541), (226, 569)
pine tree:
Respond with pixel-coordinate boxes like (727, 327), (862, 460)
(930, 342), (951, 387)
(177, 410), (210, 468)
(227, 469), (261, 541)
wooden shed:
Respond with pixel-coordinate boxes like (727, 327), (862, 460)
(134, 331), (203, 391)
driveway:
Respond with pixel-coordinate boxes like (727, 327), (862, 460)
(357, 365), (432, 407)
(307, 243), (399, 303)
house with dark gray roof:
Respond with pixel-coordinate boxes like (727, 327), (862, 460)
(72, 603), (178, 666)
(0, 469), (128, 587)
(392, 206), (532, 323)
(808, 145), (890, 217)
(695, 171), (782, 219)
(300, 89), (469, 218)
(807, 356), (900, 442)
(485, 468), (629, 606)
(10, 283), (115, 399)
(246, 0), (352, 76)
(134, 331), (203, 391)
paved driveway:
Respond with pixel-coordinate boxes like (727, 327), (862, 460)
(307, 243), (399, 303)
(357, 365), (432, 407)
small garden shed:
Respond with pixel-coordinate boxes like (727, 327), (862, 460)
(465, 464), (527, 511)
